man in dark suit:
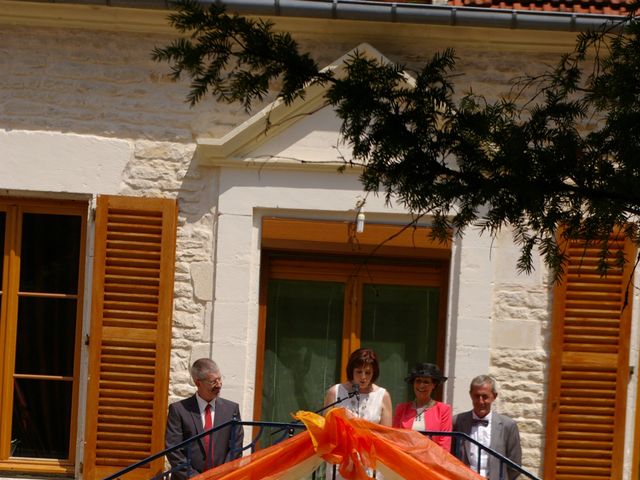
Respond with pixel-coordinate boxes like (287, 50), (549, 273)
(165, 358), (244, 479)
(453, 375), (522, 480)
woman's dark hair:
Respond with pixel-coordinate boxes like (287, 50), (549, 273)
(346, 348), (380, 383)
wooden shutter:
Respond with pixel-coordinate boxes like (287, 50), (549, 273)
(544, 233), (635, 480)
(633, 381), (640, 480)
(83, 196), (177, 480)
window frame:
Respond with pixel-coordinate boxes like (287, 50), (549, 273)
(255, 217), (451, 423)
(0, 198), (88, 475)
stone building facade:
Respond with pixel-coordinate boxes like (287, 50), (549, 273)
(0, 1), (638, 479)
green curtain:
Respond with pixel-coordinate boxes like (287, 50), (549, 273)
(262, 279), (344, 428)
(262, 278), (441, 441)
(361, 284), (439, 405)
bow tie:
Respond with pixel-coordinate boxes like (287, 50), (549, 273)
(472, 419), (489, 427)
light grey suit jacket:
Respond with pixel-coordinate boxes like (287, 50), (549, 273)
(453, 411), (522, 480)
(165, 395), (243, 480)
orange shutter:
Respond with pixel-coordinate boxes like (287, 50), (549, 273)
(544, 233), (635, 480)
(633, 384), (640, 480)
(83, 196), (177, 480)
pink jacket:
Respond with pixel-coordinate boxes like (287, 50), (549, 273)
(393, 401), (452, 451)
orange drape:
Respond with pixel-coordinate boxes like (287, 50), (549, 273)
(193, 408), (483, 480)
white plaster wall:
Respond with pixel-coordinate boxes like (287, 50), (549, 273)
(447, 229), (494, 412)
(0, 130), (131, 193)
(249, 105), (354, 164)
(489, 233), (551, 477)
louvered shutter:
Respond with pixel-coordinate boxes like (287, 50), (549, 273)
(83, 196), (177, 480)
(544, 233), (635, 480)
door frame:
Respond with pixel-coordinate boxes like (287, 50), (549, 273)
(254, 217), (451, 423)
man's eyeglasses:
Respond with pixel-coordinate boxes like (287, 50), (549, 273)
(199, 377), (223, 387)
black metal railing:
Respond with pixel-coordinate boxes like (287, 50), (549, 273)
(424, 431), (540, 480)
(104, 421), (540, 480)
(103, 418), (306, 480)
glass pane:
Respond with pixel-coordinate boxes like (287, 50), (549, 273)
(19, 213), (81, 294)
(15, 297), (77, 376)
(262, 280), (344, 427)
(360, 284), (440, 406)
(11, 378), (72, 459)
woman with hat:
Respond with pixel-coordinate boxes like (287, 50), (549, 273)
(393, 362), (452, 451)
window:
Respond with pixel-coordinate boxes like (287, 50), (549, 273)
(0, 195), (177, 480)
(0, 199), (87, 474)
(255, 218), (451, 428)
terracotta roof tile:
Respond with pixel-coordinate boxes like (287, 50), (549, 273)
(7, 0), (634, 16)
(448, 0), (633, 15)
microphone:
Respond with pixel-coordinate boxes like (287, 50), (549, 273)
(352, 383), (360, 399)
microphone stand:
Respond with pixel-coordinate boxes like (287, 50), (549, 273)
(270, 384), (360, 437)
(319, 385), (359, 416)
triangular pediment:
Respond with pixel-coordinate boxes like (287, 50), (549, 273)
(196, 43), (412, 170)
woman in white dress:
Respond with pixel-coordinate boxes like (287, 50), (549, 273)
(322, 348), (392, 479)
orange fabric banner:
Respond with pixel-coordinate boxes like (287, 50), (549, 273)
(193, 430), (319, 480)
(192, 408), (484, 480)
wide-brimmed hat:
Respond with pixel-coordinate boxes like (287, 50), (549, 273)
(404, 363), (448, 384)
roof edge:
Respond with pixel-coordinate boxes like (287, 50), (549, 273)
(0, 0), (628, 33)
(208, 0), (627, 32)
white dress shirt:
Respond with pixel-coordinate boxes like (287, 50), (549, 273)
(196, 394), (216, 428)
(469, 411), (492, 478)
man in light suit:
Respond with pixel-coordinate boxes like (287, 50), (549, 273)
(165, 358), (244, 479)
(453, 375), (522, 480)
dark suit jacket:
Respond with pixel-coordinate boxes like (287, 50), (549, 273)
(165, 395), (244, 479)
(453, 410), (522, 480)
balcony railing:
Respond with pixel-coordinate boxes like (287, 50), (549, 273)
(103, 419), (541, 480)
